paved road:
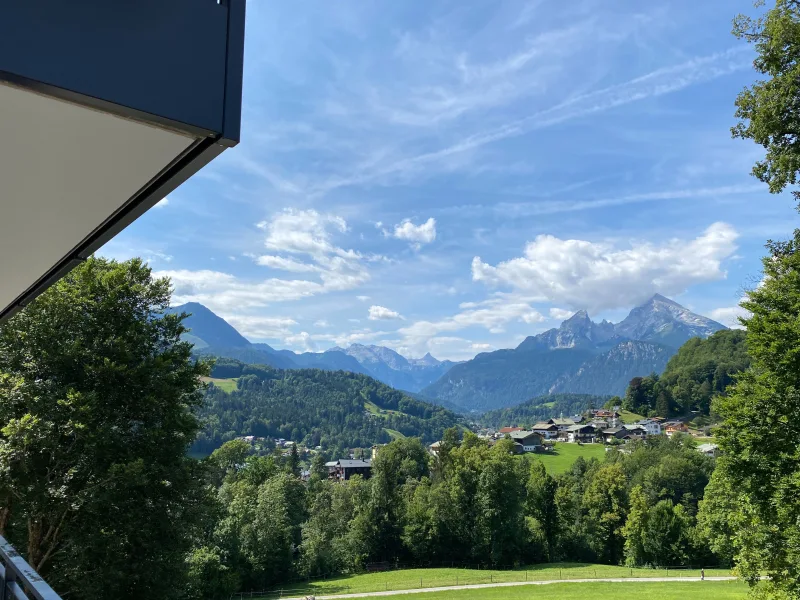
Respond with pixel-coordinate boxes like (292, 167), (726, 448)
(281, 576), (737, 600)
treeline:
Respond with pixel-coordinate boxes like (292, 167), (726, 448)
(189, 431), (725, 599)
(193, 359), (460, 455)
(480, 394), (610, 427)
(619, 330), (748, 418)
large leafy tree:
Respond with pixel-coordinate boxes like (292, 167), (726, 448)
(582, 463), (628, 564)
(732, 0), (800, 196)
(0, 257), (209, 599)
(712, 231), (800, 598)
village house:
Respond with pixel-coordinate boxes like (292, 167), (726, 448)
(638, 419), (662, 435)
(601, 424), (648, 443)
(697, 443), (720, 457)
(428, 441), (441, 456)
(532, 422), (559, 439)
(624, 424), (647, 439)
(564, 423), (597, 443)
(328, 459), (372, 481)
(591, 409), (620, 419)
(664, 421), (689, 436)
(601, 427), (628, 443)
(550, 417), (577, 432)
(508, 430), (545, 452)
(498, 426), (523, 435)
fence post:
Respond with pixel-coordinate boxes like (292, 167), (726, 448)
(560, 568), (562, 579)
(420, 578), (422, 589)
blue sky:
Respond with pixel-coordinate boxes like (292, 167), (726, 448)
(102, 0), (796, 361)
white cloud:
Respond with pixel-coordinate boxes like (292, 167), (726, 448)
(284, 331), (317, 352)
(356, 295), (371, 302)
(710, 306), (750, 329)
(549, 308), (574, 321)
(258, 208), (348, 256)
(396, 297), (544, 355)
(154, 196), (170, 208)
(368, 305), (404, 321)
(471, 342), (493, 351)
(157, 269), (323, 312)
(157, 209), (371, 313)
(222, 315), (299, 340)
(393, 218), (437, 247)
(312, 328), (390, 347)
(144, 251), (173, 264)
(472, 222), (739, 312)
(255, 255), (318, 272)
(314, 319), (331, 328)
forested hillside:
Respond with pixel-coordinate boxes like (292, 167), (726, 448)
(621, 329), (749, 417)
(480, 394), (611, 427)
(193, 359), (460, 455)
(423, 348), (594, 412)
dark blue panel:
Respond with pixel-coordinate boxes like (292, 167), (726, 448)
(0, 0), (230, 135)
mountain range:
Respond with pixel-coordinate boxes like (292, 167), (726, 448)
(165, 303), (456, 392)
(421, 294), (726, 412)
(168, 294), (726, 413)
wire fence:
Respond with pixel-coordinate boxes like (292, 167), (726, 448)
(229, 561), (734, 600)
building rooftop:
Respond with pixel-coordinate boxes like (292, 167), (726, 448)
(697, 443), (719, 453)
(509, 430), (540, 440)
(337, 459), (372, 468)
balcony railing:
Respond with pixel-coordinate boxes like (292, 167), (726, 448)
(0, 536), (61, 600)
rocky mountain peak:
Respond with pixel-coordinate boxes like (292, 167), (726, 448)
(409, 352), (442, 367)
(614, 294), (726, 347)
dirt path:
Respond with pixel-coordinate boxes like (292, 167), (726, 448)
(280, 576), (737, 600)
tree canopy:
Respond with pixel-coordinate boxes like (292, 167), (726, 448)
(620, 330), (749, 418)
(705, 230), (800, 599)
(732, 0), (800, 196)
(0, 257), (209, 600)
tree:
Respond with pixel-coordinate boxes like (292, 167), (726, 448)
(582, 463), (627, 564)
(641, 500), (693, 567)
(475, 445), (528, 564)
(622, 486), (649, 567)
(0, 258), (209, 600)
(526, 460), (559, 561)
(185, 546), (239, 600)
(732, 0), (800, 196)
(623, 376), (657, 414)
(712, 229), (800, 597)
(288, 444), (301, 477)
(654, 390), (671, 418)
(365, 438), (430, 561)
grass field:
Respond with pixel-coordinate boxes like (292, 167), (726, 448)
(385, 581), (747, 600)
(619, 409), (645, 424)
(261, 563), (733, 598)
(200, 376), (238, 393)
(384, 428), (406, 439)
(535, 443), (606, 474)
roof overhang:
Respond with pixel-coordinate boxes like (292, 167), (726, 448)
(0, 0), (246, 323)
